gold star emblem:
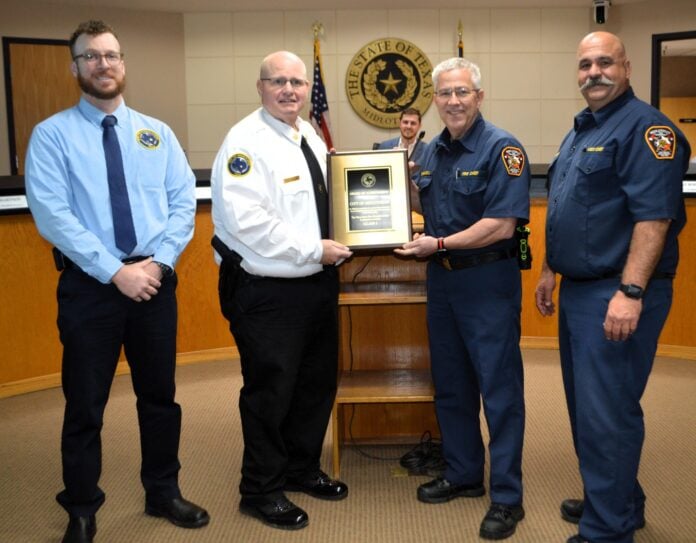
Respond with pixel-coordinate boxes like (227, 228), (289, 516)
(380, 73), (402, 95)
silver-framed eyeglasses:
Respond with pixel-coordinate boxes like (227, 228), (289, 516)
(260, 77), (308, 89)
(73, 50), (124, 66)
(435, 87), (479, 99)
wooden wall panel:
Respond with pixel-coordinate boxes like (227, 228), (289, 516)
(0, 213), (60, 382)
(175, 203), (232, 354)
(2, 200), (695, 393)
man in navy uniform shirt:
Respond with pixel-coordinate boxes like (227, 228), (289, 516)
(535, 32), (689, 543)
(396, 57), (529, 540)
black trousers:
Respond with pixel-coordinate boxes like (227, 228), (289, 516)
(218, 263), (339, 497)
(55, 267), (182, 517)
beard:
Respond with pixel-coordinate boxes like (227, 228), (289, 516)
(77, 68), (126, 100)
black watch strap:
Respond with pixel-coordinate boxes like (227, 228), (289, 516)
(619, 283), (644, 300)
(155, 261), (173, 277)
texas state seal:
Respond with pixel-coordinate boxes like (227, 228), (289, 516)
(346, 38), (433, 129)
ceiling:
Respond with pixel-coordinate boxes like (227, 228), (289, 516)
(36, 0), (644, 13)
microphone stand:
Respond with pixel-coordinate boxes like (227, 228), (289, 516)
(408, 131), (426, 161)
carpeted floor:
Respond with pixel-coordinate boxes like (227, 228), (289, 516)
(0, 349), (694, 542)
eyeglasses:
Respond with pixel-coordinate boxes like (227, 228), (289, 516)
(434, 87), (479, 99)
(73, 50), (124, 66)
(260, 77), (308, 89)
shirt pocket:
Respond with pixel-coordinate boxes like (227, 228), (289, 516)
(451, 170), (488, 196)
(571, 145), (618, 204)
(279, 175), (312, 217)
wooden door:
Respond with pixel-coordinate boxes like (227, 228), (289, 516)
(660, 97), (696, 157)
(3, 38), (81, 175)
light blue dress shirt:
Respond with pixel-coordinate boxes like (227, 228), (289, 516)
(25, 98), (196, 284)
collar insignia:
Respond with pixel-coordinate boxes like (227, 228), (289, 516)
(645, 126), (676, 159)
(228, 153), (252, 177)
(136, 129), (160, 149)
(502, 146), (525, 176)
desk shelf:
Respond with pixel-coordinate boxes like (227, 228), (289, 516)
(336, 369), (434, 404)
(331, 280), (434, 477)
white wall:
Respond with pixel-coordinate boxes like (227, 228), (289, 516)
(183, 7), (592, 167)
(1, 0), (695, 175)
(0, 1), (188, 176)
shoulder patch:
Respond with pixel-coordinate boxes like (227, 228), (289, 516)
(136, 129), (160, 149)
(501, 146), (525, 176)
(228, 153), (252, 177)
(644, 126), (676, 160)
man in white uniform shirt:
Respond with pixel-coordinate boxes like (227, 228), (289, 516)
(210, 50), (352, 531)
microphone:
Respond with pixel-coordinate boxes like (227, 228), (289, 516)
(408, 131), (426, 160)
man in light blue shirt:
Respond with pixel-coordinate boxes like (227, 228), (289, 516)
(25, 19), (208, 543)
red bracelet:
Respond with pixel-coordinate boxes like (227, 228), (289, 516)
(437, 237), (445, 250)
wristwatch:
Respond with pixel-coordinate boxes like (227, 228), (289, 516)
(154, 261), (173, 277)
(619, 283), (644, 300)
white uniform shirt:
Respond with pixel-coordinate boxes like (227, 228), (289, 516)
(211, 107), (326, 278)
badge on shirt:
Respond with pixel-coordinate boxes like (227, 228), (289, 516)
(501, 146), (525, 176)
(136, 129), (161, 150)
(228, 153), (252, 177)
(645, 126), (676, 160)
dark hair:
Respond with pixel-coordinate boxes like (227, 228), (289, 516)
(69, 20), (118, 57)
(400, 108), (421, 121)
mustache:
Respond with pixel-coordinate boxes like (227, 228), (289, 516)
(580, 76), (615, 91)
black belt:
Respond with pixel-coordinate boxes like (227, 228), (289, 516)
(433, 247), (517, 271)
(62, 253), (150, 270)
(563, 270), (674, 282)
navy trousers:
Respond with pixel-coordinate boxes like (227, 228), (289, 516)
(55, 267), (182, 517)
(426, 258), (525, 506)
(219, 265), (339, 497)
(559, 277), (672, 543)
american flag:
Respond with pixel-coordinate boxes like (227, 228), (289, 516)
(310, 37), (334, 150)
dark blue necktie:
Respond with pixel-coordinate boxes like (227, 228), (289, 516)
(102, 115), (136, 254)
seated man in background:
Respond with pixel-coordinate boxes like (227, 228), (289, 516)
(376, 107), (428, 167)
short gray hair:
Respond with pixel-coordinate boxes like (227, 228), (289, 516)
(432, 57), (482, 90)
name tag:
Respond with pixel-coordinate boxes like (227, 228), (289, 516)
(284, 175), (300, 183)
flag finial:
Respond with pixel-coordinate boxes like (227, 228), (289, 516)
(312, 21), (324, 40)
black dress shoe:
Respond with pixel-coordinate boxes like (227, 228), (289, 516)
(561, 498), (645, 529)
(239, 494), (309, 530)
(285, 470), (348, 501)
(62, 515), (96, 543)
(560, 498), (583, 524)
(479, 503), (525, 540)
(145, 497), (210, 528)
(417, 477), (485, 504)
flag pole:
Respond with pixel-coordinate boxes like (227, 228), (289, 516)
(457, 20), (464, 58)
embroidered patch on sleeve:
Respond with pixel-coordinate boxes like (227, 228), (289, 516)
(501, 146), (525, 176)
(228, 153), (252, 176)
(645, 126), (676, 160)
